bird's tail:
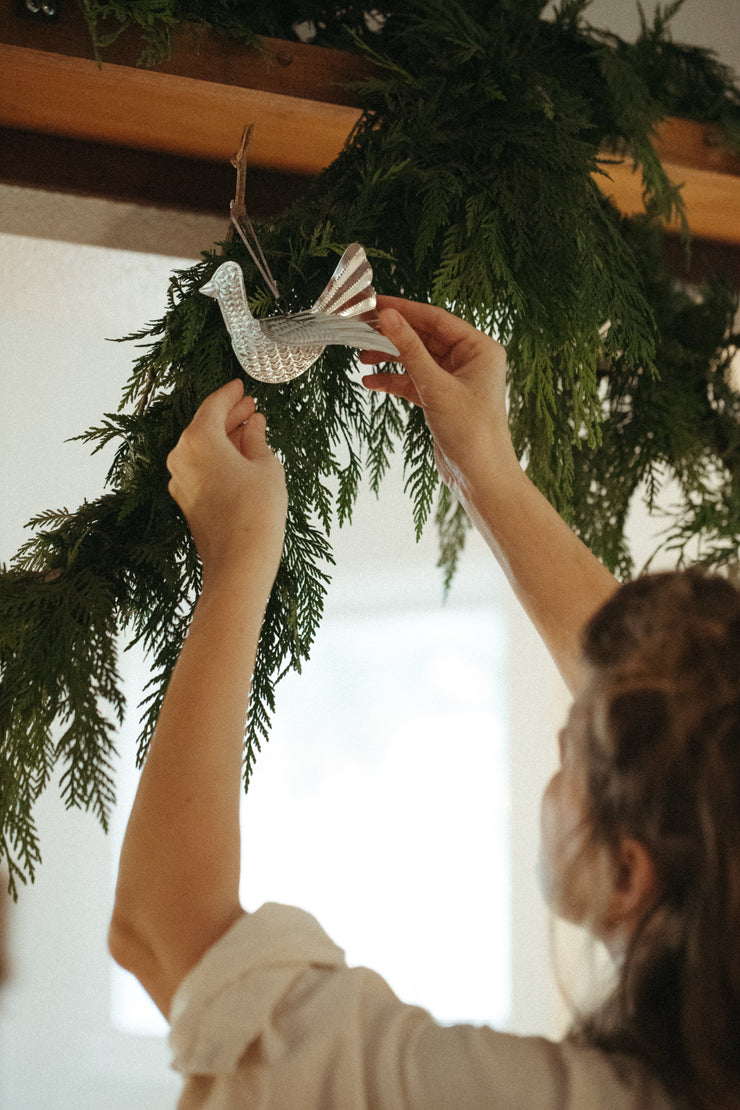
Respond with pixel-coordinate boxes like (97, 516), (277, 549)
(312, 244), (380, 324)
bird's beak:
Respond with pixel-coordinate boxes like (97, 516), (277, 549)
(200, 279), (216, 298)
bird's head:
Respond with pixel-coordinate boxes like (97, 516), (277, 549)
(200, 261), (246, 303)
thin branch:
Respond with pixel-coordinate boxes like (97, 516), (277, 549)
(227, 125), (281, 300)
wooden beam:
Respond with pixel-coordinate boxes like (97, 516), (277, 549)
(0, 45), (360, 175)
(1, 4), (739, 253)
(596, 119), (740, 246)
(0, 4), (366, 175)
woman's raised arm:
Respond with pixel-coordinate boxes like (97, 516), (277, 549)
(109, 381), (287, 1017)
(362, 297), (618, 693)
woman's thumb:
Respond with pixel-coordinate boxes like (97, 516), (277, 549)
(379, 309), (439, 398)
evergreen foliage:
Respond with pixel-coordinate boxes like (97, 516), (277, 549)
(2, 0), (740, 893)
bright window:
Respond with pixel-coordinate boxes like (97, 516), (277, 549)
(111, 601), (510, 1034)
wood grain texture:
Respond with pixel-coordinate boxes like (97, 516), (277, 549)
(597, 120), (740, 245)
(1, 6), (738, 245)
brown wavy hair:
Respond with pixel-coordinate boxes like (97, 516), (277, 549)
(570, 568), (740, 1109)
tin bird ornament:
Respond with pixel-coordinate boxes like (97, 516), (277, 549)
(200, 236), (400, 384)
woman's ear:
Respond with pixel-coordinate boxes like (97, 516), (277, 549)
(604, 837), (658, 930)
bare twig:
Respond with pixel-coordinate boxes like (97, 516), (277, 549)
(228, 124), (254, 237)
(227, 125), (281, 300)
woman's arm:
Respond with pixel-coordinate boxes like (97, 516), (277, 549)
(361, 298), (618, 693)
(109, 381), (287, 1018)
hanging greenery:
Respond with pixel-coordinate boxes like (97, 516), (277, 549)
(2, 0), (740, 894)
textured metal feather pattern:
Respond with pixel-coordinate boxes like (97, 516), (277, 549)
(200, 243), (400, 384)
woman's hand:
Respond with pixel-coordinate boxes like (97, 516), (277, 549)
(167, 380), (288, 584)
(361, 297), (519, 501)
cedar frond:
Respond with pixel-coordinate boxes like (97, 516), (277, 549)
(3, 0), (740, 890)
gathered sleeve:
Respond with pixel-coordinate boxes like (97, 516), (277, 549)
(168, 903), (674, 1110)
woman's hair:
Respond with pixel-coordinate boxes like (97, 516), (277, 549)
(570, 567), (740, 1109)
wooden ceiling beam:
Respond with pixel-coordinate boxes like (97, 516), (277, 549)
(1, 4), (739, 260)
(0, 5), (366, 177)
(596, 118), (740, 246)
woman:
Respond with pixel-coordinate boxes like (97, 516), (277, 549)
(109, 299), (740, 1108)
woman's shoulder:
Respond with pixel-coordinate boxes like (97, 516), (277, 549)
(168, 903), (677, 1110)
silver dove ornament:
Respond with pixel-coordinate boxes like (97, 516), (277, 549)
(200, 243), (400, 384)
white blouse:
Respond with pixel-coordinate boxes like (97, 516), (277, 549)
(169, 903), (675, 1110)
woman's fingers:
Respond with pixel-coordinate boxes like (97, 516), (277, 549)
(361, 371), (421, 405)
(193, 383), (270, 463)
(375, 297), (481, 354)
(237, 410), (272, 460)
(361, 301), (474, 407)
(224, 391), (255, 437)
(372, 307), (452, 405)
(169, 382), (271, 497)
(190, 378), (245, 428)
(375, 296), (456, 336)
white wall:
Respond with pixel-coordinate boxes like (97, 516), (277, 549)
(584, 0), (740, 74)
(0, 232), (198, 1109)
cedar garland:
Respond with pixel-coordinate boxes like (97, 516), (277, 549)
(1, 0), (739, 893)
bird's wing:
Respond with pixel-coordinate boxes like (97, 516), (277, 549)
(260, 312), (400, 357)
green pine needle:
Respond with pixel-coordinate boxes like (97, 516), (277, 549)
(2, 0), (740, 891)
